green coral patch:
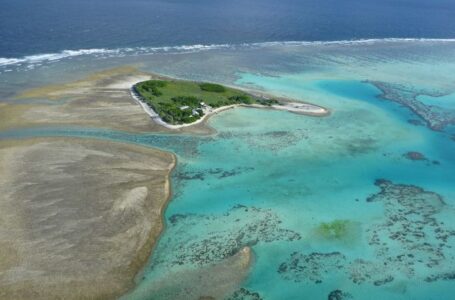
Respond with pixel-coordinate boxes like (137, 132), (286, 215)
(315, 220), (355, 240)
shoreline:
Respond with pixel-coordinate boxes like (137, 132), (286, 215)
(130, 150), (177, 285)
(130, 82), (330, 130)
(131, 87), (239, 129)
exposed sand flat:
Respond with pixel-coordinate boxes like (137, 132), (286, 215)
(0, 103), (29, 130)
(0, 138), (175, 300)
(16, 66), (150, 100)
(7, 67), (213, 135)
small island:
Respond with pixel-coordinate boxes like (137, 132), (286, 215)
(132, 79), (328, 128)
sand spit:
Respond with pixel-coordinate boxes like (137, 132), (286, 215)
(126, 247), (253, 300)
(0, 138), (175, 300)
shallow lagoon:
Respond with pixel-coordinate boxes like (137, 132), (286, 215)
(128, 43), (455, 299)
(1, 41), (455, 299)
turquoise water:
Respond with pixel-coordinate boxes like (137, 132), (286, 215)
(418, 93), (455, 110)
(1, 41), (455, 299)
(126, 75), (455, 299)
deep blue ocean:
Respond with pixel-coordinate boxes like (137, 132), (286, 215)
(1, 0), (455, 57)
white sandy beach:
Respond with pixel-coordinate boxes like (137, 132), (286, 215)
(131, 85), (329, 129)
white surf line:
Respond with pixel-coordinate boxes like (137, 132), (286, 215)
(3, 38), (455, 68)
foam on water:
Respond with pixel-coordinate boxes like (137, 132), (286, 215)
(2, 38), (455, 71)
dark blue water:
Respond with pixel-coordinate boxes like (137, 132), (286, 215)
(1, 0), (455, 58)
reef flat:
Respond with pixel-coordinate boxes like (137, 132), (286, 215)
(0, 138), (175, 299)
(369, 81), (455, 132)
(6, 67), (212, 134)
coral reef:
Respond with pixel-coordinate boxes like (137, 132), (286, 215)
(369, 81), (455, 132)
(278, 180), (455, 288)
(152, 205), (301, 269)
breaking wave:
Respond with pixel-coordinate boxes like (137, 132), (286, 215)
(1, 38), (455, 68)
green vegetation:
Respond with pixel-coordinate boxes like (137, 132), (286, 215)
(257, 98), (280, 106)
(134, 79), (280, 125)
(154, 96), (204, 124)
(199, 83), (226, 93)
(139, 80), (167, 97)
(228, 95), (253, 105)
(316, 220), (350, 239)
